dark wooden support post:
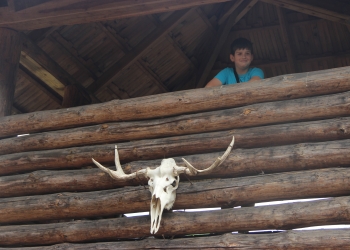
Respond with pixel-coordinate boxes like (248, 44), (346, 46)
(0, 28), (21, 117)
(62, 84), (92, 108)
(277, 7), (297, 73)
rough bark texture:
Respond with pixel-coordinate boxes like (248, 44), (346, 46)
(9, 230), (350, 249)
(1, 196), (350, 246)
(0, 117), (349, 176)
(0, 168), (349, 224)
(1, 65), (350, 249)
(0, 66), (349, 138)
(1, 139), (350, 198)
(1, 89), (350, 154)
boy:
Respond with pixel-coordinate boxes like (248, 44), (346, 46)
(205, 37), (264, 87)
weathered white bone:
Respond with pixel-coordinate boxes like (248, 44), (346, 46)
(92, 136), (235, 234)
(92, 145), (148, 180)
(147, 158), (179, 234)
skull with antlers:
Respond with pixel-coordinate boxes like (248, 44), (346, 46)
(92, 136), (235, 234)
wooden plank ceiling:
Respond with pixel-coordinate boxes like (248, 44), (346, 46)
(0, 0), (349, 114)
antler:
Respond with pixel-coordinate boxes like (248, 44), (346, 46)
(92, 145), (147, 180)
(180, 136), (235, 176)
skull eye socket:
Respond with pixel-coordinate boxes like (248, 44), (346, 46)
(171, 180), (177, 187)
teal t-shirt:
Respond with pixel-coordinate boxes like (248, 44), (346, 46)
(215, 67), (264, 85)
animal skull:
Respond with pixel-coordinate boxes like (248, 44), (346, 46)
(92, 136), (234, 234)
(147, 158), (179, 234)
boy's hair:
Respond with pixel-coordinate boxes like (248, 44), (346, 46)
(230, 38), (253, 55)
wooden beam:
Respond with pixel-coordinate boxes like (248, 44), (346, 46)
(135, 60), (170, 93)
(48, 31), (98, 81)
(0, 115), (349, 176)
(218, 0), (245, 25)
(98, 22), (133, 51)
(164, 34), (197, 70)
(93, 23), (132, 99)
(1, 137), (350, 197)
(1, 196), (350, 246)
(18, 230), (350, 250)
(21, 34), (101, 103)
(1, 66), (350, 138)
(18, 65), (63, 105)
(147, 14), (197, 88)
(0, 28), (21, 117)
(30, 26), (60, 43)
(0, 0), (231, 30)
(21, 34), (78, 87)
(19, 51), (65, 96)
(2, 85), (350, 154)
(87, 9), (193, 93)
(196, 0), (258, 88)
(1, 168), (350, 224)
(62, 84), (92, 108)
(96, 22), (169, 94)
(260, 0), (350, 27)
(277, 7), (297, 73)
(195, 7), (217, 33)
(147, 13), (197, 70)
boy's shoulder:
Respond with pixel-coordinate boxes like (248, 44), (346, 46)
(247, 67), (264, 79)
(247, 67), (262, 73)
(220, 67), (262, 73)
(221, 67), (234, 71)
(220, 67), (262, 76)
(219, 67), (234, 75)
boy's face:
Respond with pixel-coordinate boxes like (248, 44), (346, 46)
(229, 48), (253, 70)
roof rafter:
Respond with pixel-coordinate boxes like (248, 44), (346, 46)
(0, 0), (231, 30)
(148, 14), (197, 70)
(21, 34), (101, 103)
(22, 35), (76, 88)
(50, 31), (99, 79)
(18, 65), (63, 105)
(276, 7), (297, 73)
(260, 0), (350, 27)
(96, 22), (169, 95)
(218, 0), (245, 25)
(87, 8), (194, 94)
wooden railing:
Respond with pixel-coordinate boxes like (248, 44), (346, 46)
(0, 67), (350, 248)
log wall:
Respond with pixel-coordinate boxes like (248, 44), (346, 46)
(0, 67), (350, 248)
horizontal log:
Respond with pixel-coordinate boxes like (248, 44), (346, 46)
(10, 230), (350, 250)
(0, 66), (350, 138)
(1, 88), (350, 155)
(0, 117), (349, 176)
(1, 196), (350, 246)
(1, 139), (350, 198)
(0, 168), (350, 224)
